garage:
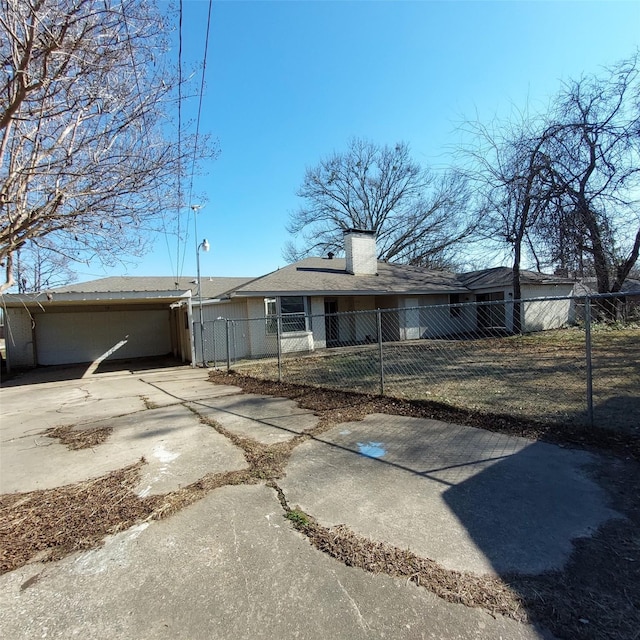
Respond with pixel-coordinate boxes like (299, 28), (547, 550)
(2, 277), (195, 370)
(34, 307), (172, 366)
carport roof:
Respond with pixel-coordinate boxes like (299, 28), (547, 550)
(1, 276), (254, 307)
(49, 276), (254, 298)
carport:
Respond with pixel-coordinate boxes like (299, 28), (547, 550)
(2, 283), (194, 371)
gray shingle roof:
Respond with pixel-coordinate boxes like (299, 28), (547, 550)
(49, 276), (254, 299)
(458, 267), (574, 290)
(229, 258), (468, 297)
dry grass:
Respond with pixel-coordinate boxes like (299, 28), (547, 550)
(44, 424), (113, 450)
(0, 461), (160, 574)
(233, 326), (640, 435)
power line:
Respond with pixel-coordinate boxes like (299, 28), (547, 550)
(175, 0), (184, 283)
(180, 0), (214, 279)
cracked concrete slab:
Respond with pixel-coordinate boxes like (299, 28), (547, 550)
(280, 413), (620, 576)
(0, 485), (551, 640)
(192, 393), (319, 444)
(0, 376), (167, 438)
(1, 403), (248, 494)
(139, 376), (242, 403)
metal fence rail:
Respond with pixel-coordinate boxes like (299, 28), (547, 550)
(194, 294), (639, 432)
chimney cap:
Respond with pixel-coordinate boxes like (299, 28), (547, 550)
(343, 228), (375, 236)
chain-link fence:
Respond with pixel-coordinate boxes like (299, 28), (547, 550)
(194, 294), (639, 433)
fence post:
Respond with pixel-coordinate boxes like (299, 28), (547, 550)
(276, 314), (283, 383)
(377, 309), (385, 396)
(231, 321), (237, 365)
(584, 295), (594, 427)
(212, 319), (217, 369)
(226, 320), (231, 373)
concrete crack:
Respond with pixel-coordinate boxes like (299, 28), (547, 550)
(337, 579), (368, 631)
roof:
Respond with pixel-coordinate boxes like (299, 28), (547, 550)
(1, 276), (254, 307)
(458, 266), (575, 290)
(49, 276), (254, 299)
(574, 277), (640, 296)
(228, 257), (468, 297)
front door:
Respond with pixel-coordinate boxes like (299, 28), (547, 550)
(476, 292), (506, 330)
(324, 299), (339, 345)
(403, 298), (420, 340)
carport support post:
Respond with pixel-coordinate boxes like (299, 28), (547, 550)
(377, 309), (385, 396)
(584, 295), (594, 427)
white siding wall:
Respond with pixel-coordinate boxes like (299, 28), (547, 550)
(246, 297), (272, 357)
(196, 300), (250, 362)
(521, 284), (575, 332)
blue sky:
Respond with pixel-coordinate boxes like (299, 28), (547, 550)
(83, 0), (640, 282)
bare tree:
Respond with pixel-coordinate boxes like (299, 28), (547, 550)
(15, 239), (76, 292)
(0, 0), (216, 292)
(467, 54), (640, 327)
(285, 138), (473, 267)
(533, 55), (640, 295)
(464, 115), (558, 332)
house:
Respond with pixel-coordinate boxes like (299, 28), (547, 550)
(1, 231), (576, 370)
(572, 277), (640, 321)
(458, 267), (576, 332)
(1, 276), (252, 371)
(194, 230), (576, 361)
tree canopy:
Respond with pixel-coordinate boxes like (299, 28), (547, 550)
(467, 53), (640, 303)
(285, 138), (473, 269)
(0, 0), (216, 292)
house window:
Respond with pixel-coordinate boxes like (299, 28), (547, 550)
(450, 293), (462, 318)
(280, 296), (307, 332)
(265, 298), (277, 334)
(265, 296), (308, 334)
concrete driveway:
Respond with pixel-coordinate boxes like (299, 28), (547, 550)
(0, 365), (620, 639)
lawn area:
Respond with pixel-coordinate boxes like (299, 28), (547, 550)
(233, 326), (640, 434)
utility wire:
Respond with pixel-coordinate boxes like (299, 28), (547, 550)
(179, 0), (213, 279)
(175, 0), (184, 283)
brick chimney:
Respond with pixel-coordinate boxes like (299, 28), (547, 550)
(344, 229), (377, 275)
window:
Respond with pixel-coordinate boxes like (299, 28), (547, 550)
(280, 296), (307, 332)
(450, 293), (462, 318)
(265, 298), (277, 334)
(265, 296), (308, 334)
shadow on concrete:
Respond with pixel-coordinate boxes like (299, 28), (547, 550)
(0, 356), (186, 387)
(442, 442), (611, 575)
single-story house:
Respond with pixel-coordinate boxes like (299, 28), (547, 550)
(1, 230), (576, 369)
(194, 230), (576, 361)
